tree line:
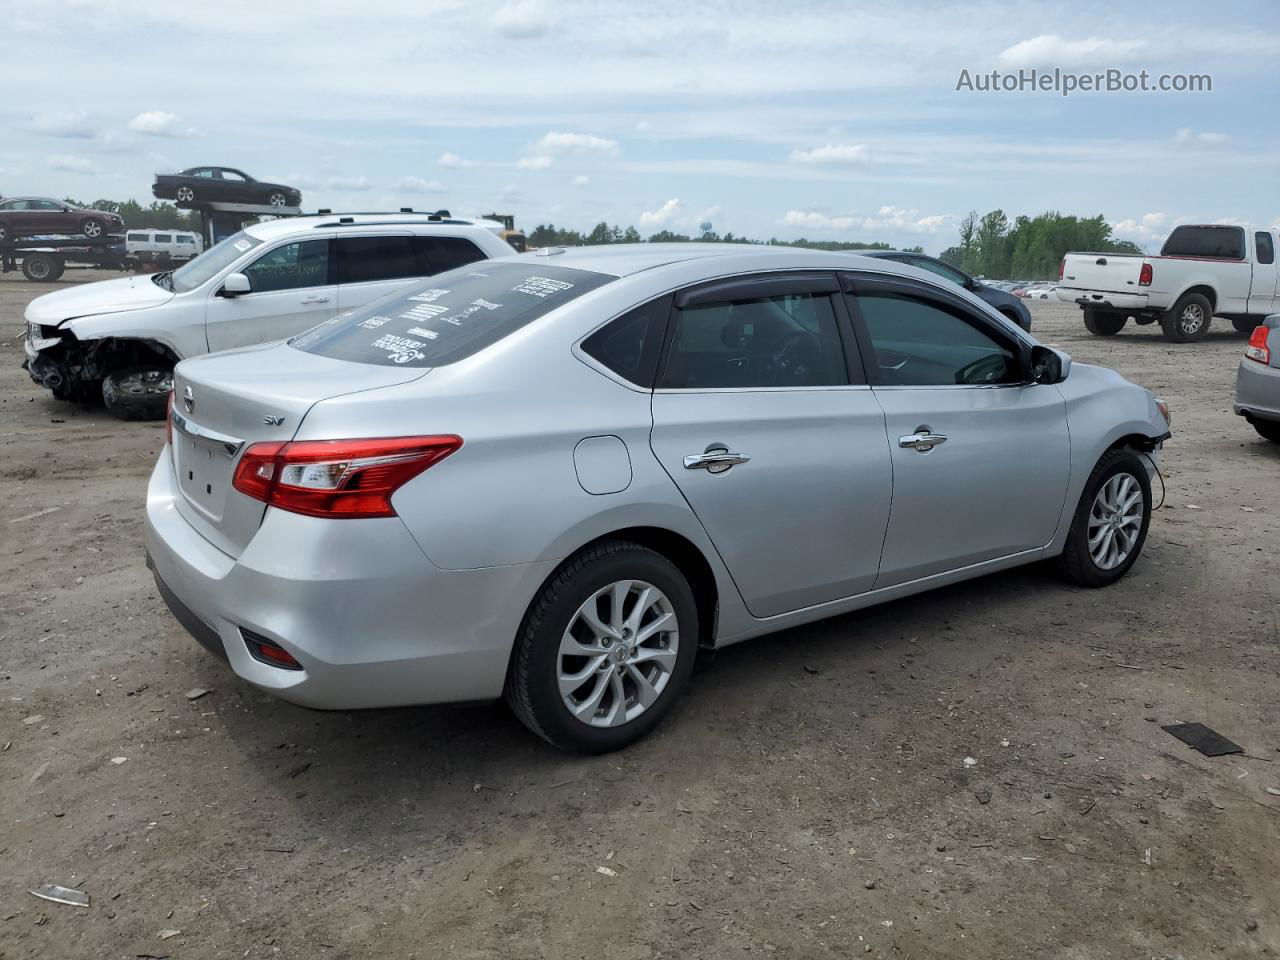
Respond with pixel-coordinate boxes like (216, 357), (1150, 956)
(527, 221), (919, 253)
(939, 210), (1143, 280)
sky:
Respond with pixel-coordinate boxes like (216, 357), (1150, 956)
(2, 0), (1277, 255)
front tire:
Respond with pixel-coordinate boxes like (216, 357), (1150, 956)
(1058, 449), (1152, 587)
(505, 540), (698, 753)
(101, 366), (173, 421)
(1161, 292), (1212, 343)
(1253, 418), (1280, 443)
(0, 221), (9, 243)
(81, 217), (105, 239)
(1083, 308), (1126, 336)
(267, 191), (288, 208)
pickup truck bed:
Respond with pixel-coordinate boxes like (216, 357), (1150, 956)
(1057, 225), (1279, 343)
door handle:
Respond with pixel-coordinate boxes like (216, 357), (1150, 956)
(899, 426), (948, 452)
(684, 446), (751, 474)
(299, 295), (330, 304)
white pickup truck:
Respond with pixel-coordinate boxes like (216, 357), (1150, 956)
(1056, 224), (1279, 343)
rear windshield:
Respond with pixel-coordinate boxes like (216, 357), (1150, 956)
(289, 261), (614, 367)
(1160, 225), (1245, 260)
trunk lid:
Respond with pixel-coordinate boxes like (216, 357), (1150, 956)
(170, 341), (429, 557)
(1059, 252), (1146, 294)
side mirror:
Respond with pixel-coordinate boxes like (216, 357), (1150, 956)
(219, 272), (251, 297)
(1030, 345), (1071, 384)
(966, 278), (983, 292)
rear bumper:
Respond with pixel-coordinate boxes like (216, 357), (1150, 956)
(1234, 359), (1280, 422)
(1058, 287), (1151, 311)
(144, 449), (557, 710)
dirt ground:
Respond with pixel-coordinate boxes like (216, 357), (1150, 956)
(2, 269), (1278, 960)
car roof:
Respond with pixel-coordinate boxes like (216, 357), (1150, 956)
(241, 214), (504, 243)
(487, 242), (940, 280)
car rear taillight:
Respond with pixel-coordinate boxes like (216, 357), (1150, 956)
(166, 392), (174, 446)
(1245, 326), (1271, 365)
(231, 435), (462, 519)
(1138, 263), (1153, 286)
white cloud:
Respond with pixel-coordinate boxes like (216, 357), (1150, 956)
(492, 0), (553, 39)
(48, 154), (96, 174)
(782, 210), (858, 231)
(788, 143), (869, 166)
(326, 175), (371, 191)
(781, 206), (949, 234)
(997, 35), (1146, 68)
(438, 152), (474, 168)
(530, 131), (620, 158)
(1111, 212), (1169, 246)
(572, 175), (590, 186)
(498, 184), (521, 202)
(1174, 128), (1230, 144)
(639, 198), (681, 226)
(148, 152), (179, 175)
(696, 205), (722, 224)
(395, 176), (446, 193)
(517, 155), (553, 170)
(31, 110), (97, 139)
(128, 111), (196, 138)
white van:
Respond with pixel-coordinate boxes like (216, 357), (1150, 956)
(125, 229), (204, 263)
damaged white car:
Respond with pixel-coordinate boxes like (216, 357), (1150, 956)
(22, 213), (514, 419)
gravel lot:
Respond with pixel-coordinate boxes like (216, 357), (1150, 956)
(2, 269), (1278, 959)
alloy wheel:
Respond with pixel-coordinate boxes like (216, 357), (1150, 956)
(269, 192), (287, 208)
(176, 186), (194, 202)
(1087, 472), (1145, 570)
(83, 220), (102, 238)
(115, 369), (174, 397)
(558, 580), (679, 728)
(1179, 303), (1205, 336)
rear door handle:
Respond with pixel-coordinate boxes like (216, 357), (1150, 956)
(899, 427), (947, 452)
(299, 295), (330, 304)
(684, 446), (751, 474)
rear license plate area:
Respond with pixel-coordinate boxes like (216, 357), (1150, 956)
(175, 435), (233, 520)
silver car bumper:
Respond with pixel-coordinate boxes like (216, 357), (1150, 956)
(1234, 358), (1280, 422)
(144, 449), (556, 709)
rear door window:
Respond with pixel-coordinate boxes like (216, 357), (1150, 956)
(1255, 232), (1275, 266)
(154, 234), (172, 243)
(291, 262), (614, 367)
(335, 235), (420, 284)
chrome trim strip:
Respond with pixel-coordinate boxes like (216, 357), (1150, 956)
(170, 410), (245, 457)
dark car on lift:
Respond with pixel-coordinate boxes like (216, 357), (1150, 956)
(862, 250), (1033, 332)
(152, 167), (302, 209)
(0, 197), (124, 243)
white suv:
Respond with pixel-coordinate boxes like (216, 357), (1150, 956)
(125, 229), (205, 263)
(23, 214), (516, 419)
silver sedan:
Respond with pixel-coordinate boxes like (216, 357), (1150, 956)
(145, 245), (1172, 752)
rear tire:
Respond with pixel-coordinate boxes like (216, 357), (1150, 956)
(505, 540), (698, 753)
(1253, 418), (1280, 443)
(22, 253), (64, 282)
(0, 221), (9, 243)
(101, 366), (173, 421)
(1161, 292), (1212, 343)
(1083, 308), (1126, 336)
(175, 185), (196, 203)
(1057, 448), (1152, 588)
(1233, 317), (1258, 335)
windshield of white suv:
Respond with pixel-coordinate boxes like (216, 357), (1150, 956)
(290, 261), (614, 367)
(169, 230), (262, 293)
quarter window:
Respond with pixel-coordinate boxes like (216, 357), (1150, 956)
(855, 291), (1018, 386)
(413, 236), (487, 274)
(660, 291), (847, 389)
(1256, 232), (1275, 266)
(581, 296), (671, 387)
(243, 240), (330, 293)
